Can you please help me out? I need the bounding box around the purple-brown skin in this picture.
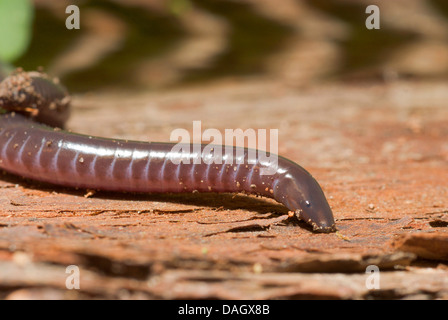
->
[0,71,336,232]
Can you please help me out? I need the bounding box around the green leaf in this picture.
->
[0,0,34,62]
[168,0,192,16]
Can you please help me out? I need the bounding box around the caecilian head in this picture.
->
[276,169,336,233]
[296,174,335,232]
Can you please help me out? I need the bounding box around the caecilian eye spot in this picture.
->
[305,200,311,207]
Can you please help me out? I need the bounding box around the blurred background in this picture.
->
[1,0,448,92]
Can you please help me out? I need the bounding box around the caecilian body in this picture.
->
[0,71,336,232]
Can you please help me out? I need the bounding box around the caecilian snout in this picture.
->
[296,203,336,233]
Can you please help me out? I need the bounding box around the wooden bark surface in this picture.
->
[0,79,447,299]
